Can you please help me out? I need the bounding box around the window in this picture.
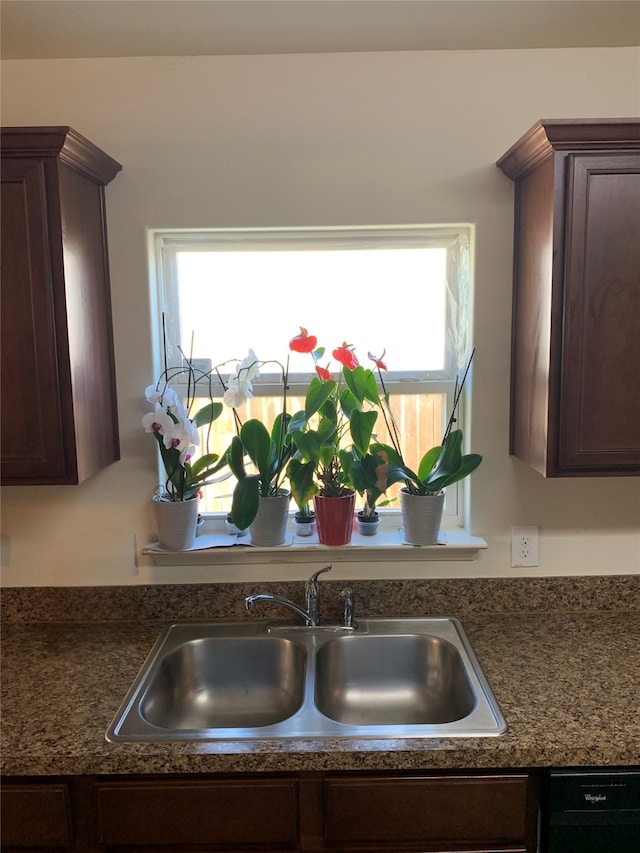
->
[150,226,474,527]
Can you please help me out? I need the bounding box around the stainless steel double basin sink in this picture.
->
[106,618,506,742]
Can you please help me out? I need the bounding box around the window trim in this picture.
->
[147,224,476,534]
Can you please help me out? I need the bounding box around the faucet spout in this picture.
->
[245,593,315,626]
[245,566,333,628]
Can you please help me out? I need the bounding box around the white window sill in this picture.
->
[142,516,487,566]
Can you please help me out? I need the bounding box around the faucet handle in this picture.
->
[305,564,332,593]
[340,588,357,629]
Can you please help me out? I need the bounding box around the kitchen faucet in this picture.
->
[245,565,333,627]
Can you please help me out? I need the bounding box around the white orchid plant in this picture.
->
[143,367,229,502]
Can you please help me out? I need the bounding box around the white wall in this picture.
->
[1,48,639,586]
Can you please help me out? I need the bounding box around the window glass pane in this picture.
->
[176,247,447,374]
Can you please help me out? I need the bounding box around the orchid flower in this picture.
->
[142,404,174,436]
[236,349,261,382]
[143,358,228,502]
[145,383,180,409]
[222,349,261,408]
[223,382,253,408]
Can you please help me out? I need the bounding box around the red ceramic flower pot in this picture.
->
[314,489,355,546]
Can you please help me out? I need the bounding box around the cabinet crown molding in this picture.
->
[0,126,121,184]
[497,118,640,180]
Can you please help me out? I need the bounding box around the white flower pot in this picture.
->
[400,488,445,545]
[153,495,199,550]
[249,489,291,546]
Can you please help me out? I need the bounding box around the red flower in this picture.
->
[315,364,332,381]
[289,326,317,353]
[332,342,359,370]
[368,350,387,371]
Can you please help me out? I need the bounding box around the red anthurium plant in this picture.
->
[285,330,382,508]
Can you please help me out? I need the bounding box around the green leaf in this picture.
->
[316,415,338,444]
[227,434,246,480]
[339,387,359,419]
[349,409,378,455]
[192,402,223,428]
[189,452,220,477]
[291,429,323,464]
[240,419,271,475]
[423,430,463,485]
[305,377,336,419]
[231,475,261,530]
[318,444,336,468]
[343,365,380,405]
[427,453,483,492]
[385,462,422,490]
[287,458,317,509]
[287,409,308,435]
[417,445,444,482]
[371,441,403,466]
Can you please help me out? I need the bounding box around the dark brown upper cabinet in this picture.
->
[497,119,640,477]
[1,127,122,485]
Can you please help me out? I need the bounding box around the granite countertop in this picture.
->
[2,577,639,777]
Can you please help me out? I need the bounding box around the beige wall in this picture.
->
[1,48,639,586]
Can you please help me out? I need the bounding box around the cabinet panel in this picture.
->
[0,126,121,485]
[0,783,72,848]
[497,119,640,477]
[94,777,299,848]
[560,152,640,470]
[0,160,68,480]
[324,773,534,848]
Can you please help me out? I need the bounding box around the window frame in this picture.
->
[149,225,475,529]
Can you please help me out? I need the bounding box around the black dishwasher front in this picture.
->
[541,768,640,853]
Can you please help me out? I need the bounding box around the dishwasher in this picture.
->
[541,768,640,853]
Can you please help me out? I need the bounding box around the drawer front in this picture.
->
[1,783,72,848]
[95,778,299,847]
[325,774,531,846]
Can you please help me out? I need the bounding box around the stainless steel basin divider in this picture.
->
[106,618,507,742]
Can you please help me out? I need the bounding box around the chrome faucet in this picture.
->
[340,588,356,629]
[245,565,332,627]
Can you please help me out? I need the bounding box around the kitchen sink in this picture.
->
[314,634,475,726]
[106,618,506,742]
[140,636,306,729]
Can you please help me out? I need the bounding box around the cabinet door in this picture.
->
[324,773,536,851]
[94,777,299,849]
[559,151,640,473]
[0,782,73,849]
[0,159,70,481]
[1,126,121,485]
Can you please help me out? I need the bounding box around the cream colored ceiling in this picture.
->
[2,0,639,60]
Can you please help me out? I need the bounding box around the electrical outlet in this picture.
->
[511,525,539,567]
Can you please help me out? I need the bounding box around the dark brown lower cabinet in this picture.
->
[0,770,539,852]
[0,783,73,850]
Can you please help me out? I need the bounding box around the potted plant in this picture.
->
[143,364,229,550]
[224,352,301,545]
[287,458,317,537]
[371,350,482,545]
[227,415,295,545]
[350,447,393,536]
[287,332,379,545]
